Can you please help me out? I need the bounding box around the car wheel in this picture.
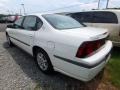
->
[6,34,13,46]
[35,49,53,74]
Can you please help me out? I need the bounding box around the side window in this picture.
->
[71,11,118,24]
[71,12,93,23]
[71,13,83,22]
[23,16,37,30]
[81,12,93,22]
[14,17,24,28]
[92,11,118,23]
[36,17,43,30]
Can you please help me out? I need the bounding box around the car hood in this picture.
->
[60,27,109,40]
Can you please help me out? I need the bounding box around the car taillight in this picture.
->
[76,39,105,58]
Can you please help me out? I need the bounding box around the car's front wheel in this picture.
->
[35,49,53,74]
[6,34,13,46]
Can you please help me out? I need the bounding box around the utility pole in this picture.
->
[7,10,10,15]
[98,0,100,9]
[106,0,109,9]
[21,4,26,15]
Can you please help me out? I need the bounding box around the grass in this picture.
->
[107,47,120,88]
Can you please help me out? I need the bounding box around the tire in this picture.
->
[35,49,53,74]
[6,34,13,46]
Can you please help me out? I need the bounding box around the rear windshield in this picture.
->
[43,14,84,30]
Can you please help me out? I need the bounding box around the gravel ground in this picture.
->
[0,23,8,32]
[0,24,117,90]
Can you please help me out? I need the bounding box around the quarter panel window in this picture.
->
[36,17,43,30]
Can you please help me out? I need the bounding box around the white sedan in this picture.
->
[6,14,112,81]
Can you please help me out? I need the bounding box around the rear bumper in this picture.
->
[73,54,111,82]
[73,41,112,81]
[54,41,112,81]
[77,41,112,68]
[54,53,111,82]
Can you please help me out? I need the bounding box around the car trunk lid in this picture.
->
[60,27,108,40]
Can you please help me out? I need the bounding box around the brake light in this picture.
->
[76,39,105,58]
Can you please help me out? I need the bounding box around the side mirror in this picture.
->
[7,25,15,28]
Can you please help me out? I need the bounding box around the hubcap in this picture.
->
[37,52,48,71]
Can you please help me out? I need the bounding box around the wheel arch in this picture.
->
[32,46,49,58]
[32,46,54,71]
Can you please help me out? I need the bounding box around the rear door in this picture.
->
[16,16,43,54]
[8,16,25,46]
[16,16,36,54]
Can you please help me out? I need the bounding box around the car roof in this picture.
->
[84,9,120,13]
[57,9,120,14]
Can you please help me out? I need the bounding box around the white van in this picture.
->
[66,10,120,47]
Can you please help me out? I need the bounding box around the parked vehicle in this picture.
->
[65,10,120,47]
[7,15,21,23]
[6,14,112,81]
[0,16,8,23]
[0,15,21,23]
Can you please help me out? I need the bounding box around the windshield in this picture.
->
[43,14,84,30]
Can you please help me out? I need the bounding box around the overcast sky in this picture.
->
[0,0,120,14]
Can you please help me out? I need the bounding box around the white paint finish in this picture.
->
[6,14,112,81]
[47,41,55,50]
[16,29,35,55]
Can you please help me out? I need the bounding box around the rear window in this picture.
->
[43,14,84,30]
[71,11,118,24]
